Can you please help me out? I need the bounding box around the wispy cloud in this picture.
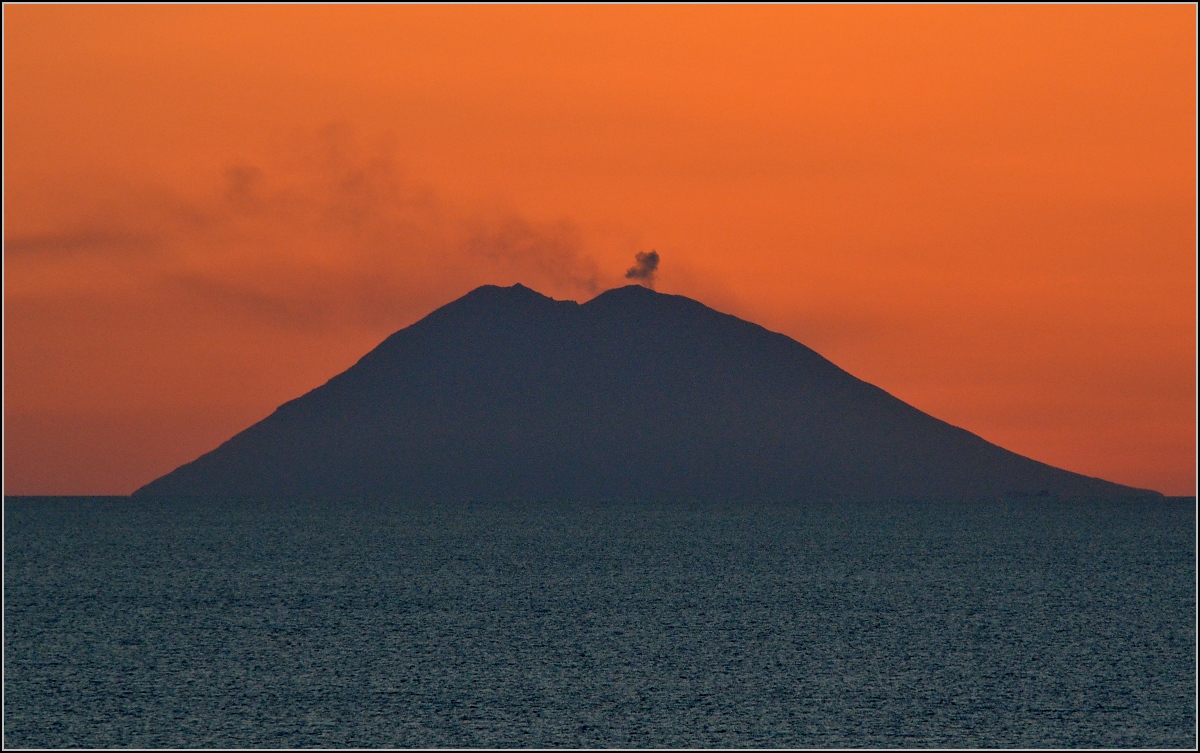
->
[6,125,613,330]
[5,229,160,258]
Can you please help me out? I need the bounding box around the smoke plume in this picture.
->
[6,126,609,331]
[624,250,660,287]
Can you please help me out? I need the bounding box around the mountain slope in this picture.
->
[135,284,1158,500]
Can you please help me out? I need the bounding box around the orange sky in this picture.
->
[4,5,1196,496]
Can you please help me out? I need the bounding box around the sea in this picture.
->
[4,495,1195,748]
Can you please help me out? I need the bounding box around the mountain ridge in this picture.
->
[135,283,1160,500]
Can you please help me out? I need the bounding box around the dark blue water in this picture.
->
[4,496,1195,748]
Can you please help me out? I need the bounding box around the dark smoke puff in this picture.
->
[625,250,660,286]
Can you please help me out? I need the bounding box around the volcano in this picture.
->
[135,284,1157,500]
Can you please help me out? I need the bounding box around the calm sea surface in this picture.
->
[4,496,1195,748]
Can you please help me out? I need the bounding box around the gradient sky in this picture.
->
[5,5,1196,495]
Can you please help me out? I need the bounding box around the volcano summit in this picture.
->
[136,284,1157,500]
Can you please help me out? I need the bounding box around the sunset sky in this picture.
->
[5,5,1196,496]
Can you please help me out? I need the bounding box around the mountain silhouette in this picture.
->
[135,284,1158,500]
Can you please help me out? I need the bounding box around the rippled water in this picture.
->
[4,496,1195,748]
